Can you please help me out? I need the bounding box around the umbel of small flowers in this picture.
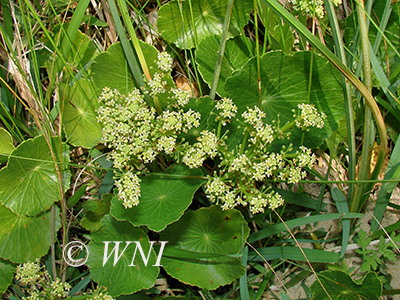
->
[15,261,71,300]
[96,52,326,214]
[15,261,114,300]
[289,0,342,19]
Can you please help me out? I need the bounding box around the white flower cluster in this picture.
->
[172,88,191,106]
[289,0,341,19]
[294,103,326,130]
[182,130,219,168]
[16,261,73,300]
[157,51,173,72]
[205,175,283,214]
[49,278,71,299]
[242,106,274,148]
[15,261,42,285]
[97,88,157,168]
[215,97,237,125]
[148,73,167,96]
[115,171,141,208]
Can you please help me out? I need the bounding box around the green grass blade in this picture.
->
[330,188,350,257]
[209,0,234,100]
[249,247,340,263]
[116,0,150,79]
[108,0,144,88]
[324,0,356,201]
[369,44,399,111]
[371,135,400,231]
[239,246,250,300]
[56,0,91,75]
[248,213,363,243]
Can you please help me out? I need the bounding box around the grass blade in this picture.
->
[209,0,234,100]
[248,213,363,243]
[330,188,350,257]
[371,135,400,231]
[108,0,144,88]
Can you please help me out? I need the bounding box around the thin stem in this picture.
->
[324,0,356,202]
[351,0,373,213]
[253,0,262,107]
[209,0,234,100]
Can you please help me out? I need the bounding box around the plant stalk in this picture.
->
[350,0,373,213]
[210,0,234,100]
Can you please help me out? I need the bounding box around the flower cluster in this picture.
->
[172,88,191,106]
[16,261,72,300]
[294,103,327,130]
[157,51,173,72]
[290,0,342,19]
[242,106,274,147]
[97,50,325,213]
[115,171,141,208]
[15,261,42,285]
[215,97,238,125]
[49,278,71,299]
[182,130,219,168]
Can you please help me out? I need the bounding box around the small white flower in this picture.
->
[229,154,251,175]
[157,136,176,155]
[182,109,201,132]
[205,176,229,202]
[158,110,183,133]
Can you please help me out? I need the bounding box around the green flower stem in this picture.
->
[324,0,356,202]
[351,0,373,213]
[217,120,223,139]
[210,0,234,100]
[240,132,249,155]
[279,120,295,133]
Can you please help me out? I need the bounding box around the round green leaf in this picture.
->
[0,204,61,263]
[225,51,345,148]
[157,0,253,49]
[0,136,71,216]
[111,164,204,232]
[160,206,249,289]
[0,258,15,293]
[197,35,255,97]
[91,43,136,95]
[0,128,14,164]
[311,270,382,300]
[87,215,159,297]
[61,79,102,148]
